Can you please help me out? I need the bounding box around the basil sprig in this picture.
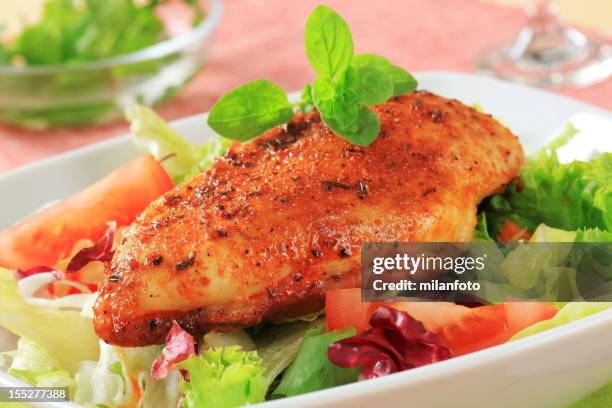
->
[207,5,417,147]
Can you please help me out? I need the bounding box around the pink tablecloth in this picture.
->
[0,0,610,173]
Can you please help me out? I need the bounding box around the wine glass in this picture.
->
[475,0,612,87]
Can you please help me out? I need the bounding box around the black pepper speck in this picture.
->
[339,248,352,258]
[175,257,195,271]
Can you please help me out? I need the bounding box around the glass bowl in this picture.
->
[0,0,222,129]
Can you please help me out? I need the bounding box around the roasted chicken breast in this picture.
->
[94,91,524,346]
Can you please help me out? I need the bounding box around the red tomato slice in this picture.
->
[0,155,173,270]
[325,289,557,356]
[503,301,558,334]
[498,220,532,242]
[391,301,557,356]
[325,288,382,333]
[391,302,509,356]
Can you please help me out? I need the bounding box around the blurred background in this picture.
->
[0,0,610,173]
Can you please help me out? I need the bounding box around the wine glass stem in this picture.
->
[527,0,561,36]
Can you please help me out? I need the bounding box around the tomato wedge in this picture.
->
[391,302,509,356]
[325,288,383,333]
[0,155,173,270]
[325,289,557,356]
[503,301,559,335]
[498,220,532,242]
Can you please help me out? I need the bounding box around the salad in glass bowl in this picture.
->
[0,0,221,129]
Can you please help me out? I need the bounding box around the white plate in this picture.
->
[1,72,611,408]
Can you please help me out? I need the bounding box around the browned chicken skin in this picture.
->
[94,91,524,346]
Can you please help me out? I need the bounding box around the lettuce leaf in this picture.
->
[127,105,198,181]
[127,105,232,184]
[0,267,98,374]
[576,228,612,242]
[0,266,179,407]
[511,302,612,340]
[272,325,358,398]
[529,224,577,243]
[116,343,181,408]
[179,346,268,408]
[482,124,611,238]
[473,213,494,242]
[203,329,256,351]
[131,346,181,406]
[492,224,611,301]
[75,340,181,408]
[254,320,320,385]
[3,338,59,384]
[527,224,612,245]
[74,341,130,406]
[198,320,321,395]
[500,243,574,296]
[3,337,75,396]
[139,369,182,408]
[178,136,234,184]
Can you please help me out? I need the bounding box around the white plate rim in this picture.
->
[0,71,611,408]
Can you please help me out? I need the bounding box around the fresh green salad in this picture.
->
[0,4,610,408]
[0,0,204,128]
[0,0,205,66]
[1,0,161,66]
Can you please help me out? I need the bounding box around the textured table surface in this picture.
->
[0,0,610,174]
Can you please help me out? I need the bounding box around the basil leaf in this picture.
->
[355,66,393,105]
[337,65,360,95]
[272,325,358,397]
[305,5,354,79]
[352,54,417,95]
[332,101,360,129]
[207,80,294,141]
[300,84,314,113]
[322,106,380,146]
[312,76,335,116]
[313,69,360,129]
[331,67,360,128]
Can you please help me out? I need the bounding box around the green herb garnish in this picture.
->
[304,5,354,79]
[207,5,417,146]
[206,80,294,141]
